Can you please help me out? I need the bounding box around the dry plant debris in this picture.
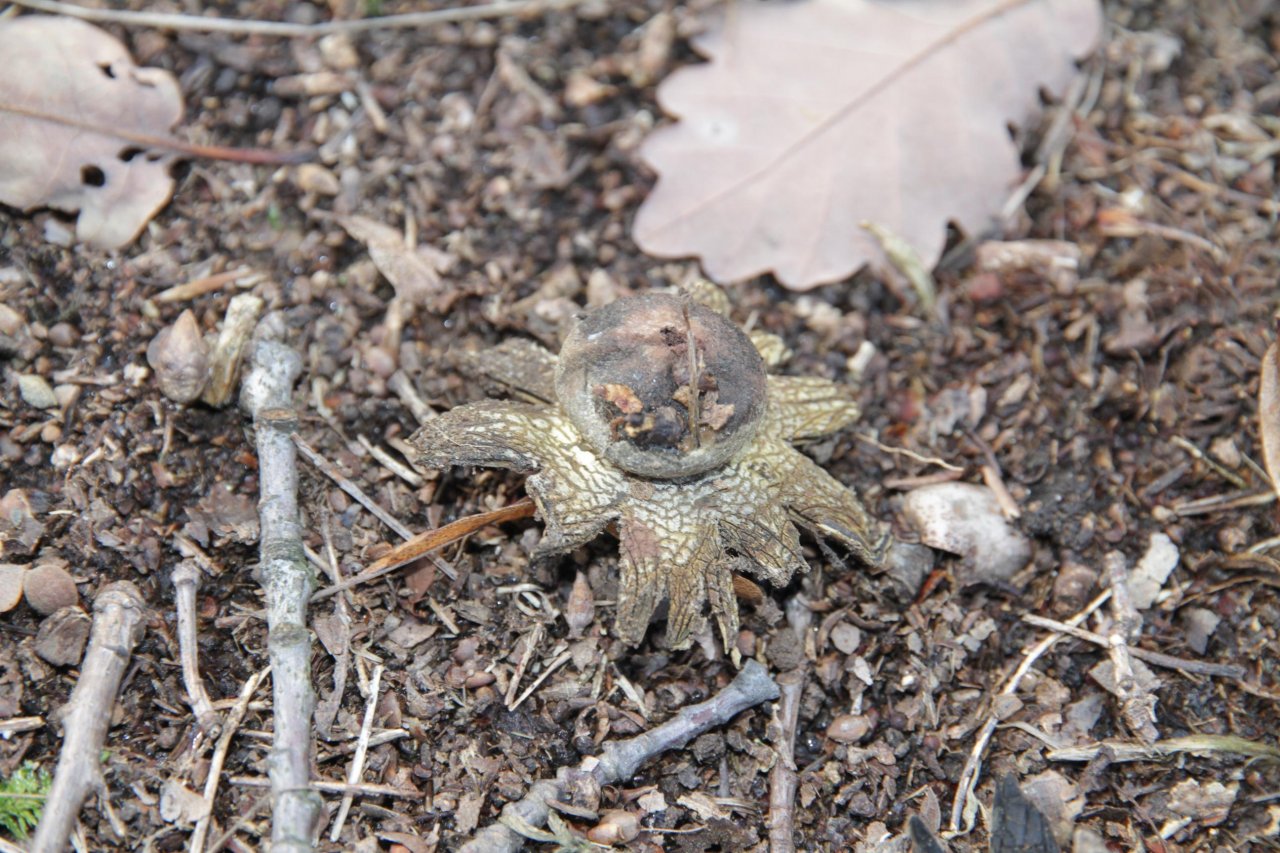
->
[0,16,184,249]
[0,1,1278,851]
[412,287,892,651]
[633,0,1103,289]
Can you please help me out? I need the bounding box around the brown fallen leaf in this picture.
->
[633,0,1103,289]
[0,16,183,248]
[1261,332,1280,501]
[0,16,311,249]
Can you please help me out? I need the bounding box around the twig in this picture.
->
[191,668,270,853]
[328,664,383,841]
[387,371,437,426]
[768,596,814,853]
[949,588,1112,834]
[0,101,310,164]
[173,560,219,735]
[0,716,43,736]
[356,434,423,487]
[30,582,147,853]
[311,498,536,601]
[1019,614,1244,679]
[1171,436,1248,490]
[510,650,572,711]
[229,777,421,798]
[854,433,963,472]
[7,0,590,36]
[242,337,320,853]
[1104,552,1159,743]
[461,660,779,853]
[293,434,414,540]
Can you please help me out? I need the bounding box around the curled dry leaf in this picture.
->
[633,0,1103,289]
[1259,335,1280,500]
[0,16,184,248]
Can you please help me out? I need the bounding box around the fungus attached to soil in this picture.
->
[410,286,891,651]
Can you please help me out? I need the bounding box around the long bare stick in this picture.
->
[243,337,319,852]
[7,0,590,37]
[30,582,147,853]
[462,660,779,853]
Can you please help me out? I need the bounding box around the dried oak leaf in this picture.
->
[633,0,1103,290]
[0,16,184,248]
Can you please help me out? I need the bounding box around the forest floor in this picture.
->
[1,0,1279,851]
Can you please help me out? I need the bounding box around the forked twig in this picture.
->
[461,660,779,853]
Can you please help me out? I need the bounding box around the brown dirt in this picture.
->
[1,0,1278,851]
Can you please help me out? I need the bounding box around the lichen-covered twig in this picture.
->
[242,336,319,852]
[30,582,147,853]
[461,660,779,853]
[173,560,219,734]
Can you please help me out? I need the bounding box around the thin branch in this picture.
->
[0,100,311,164]
[768,596,814,853]
[1019,614,1244,679]
[293,434,414,540]
[191,668,270,853]
[949,588,1112,833]
[8,0,589,36]
[1103,552,1159,743]
[242,337,319,853]
[461,660,779,853]
[328,664,383,841]
[310,498,536,601]
[30,582,147,853]
[173,560,219,734]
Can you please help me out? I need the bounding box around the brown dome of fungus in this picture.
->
[555,292,767,479]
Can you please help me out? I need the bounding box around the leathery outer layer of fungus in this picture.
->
[410,285,891,652]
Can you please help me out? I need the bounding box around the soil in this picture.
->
[1,0,1279,851]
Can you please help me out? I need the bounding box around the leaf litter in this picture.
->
[0,16,184,249]
[633,0,1104,289]
[0,1,1279,851]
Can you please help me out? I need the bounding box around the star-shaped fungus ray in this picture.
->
[411,400,627,557]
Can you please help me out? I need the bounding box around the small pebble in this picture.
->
[23,563,79,614]
[586,810,640,845]
[47,322,79,347]
[0,564,25,612]
[831,622,862,655]
[18,374,58,409]
[827,714,872,743]
[0,303,25,336]
[34,606,91,666]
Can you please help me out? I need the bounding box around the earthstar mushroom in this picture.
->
[410,286,891,651]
